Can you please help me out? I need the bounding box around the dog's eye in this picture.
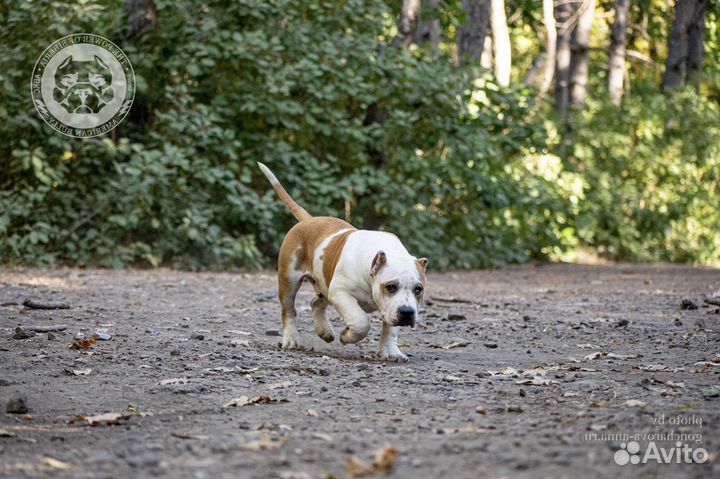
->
[414,285,423,296]
[386,284,397,294]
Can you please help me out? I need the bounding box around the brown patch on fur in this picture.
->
[416,258,428,285]
[277,217,356,301]
[321,229,355,287]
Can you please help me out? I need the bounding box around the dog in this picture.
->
[53,55,113,114]
[258,162,428,361]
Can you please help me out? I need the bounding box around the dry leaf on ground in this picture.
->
[63,368,92,376]
[43,457,71,470]
[345,456,375,477]
[373,444,400,473]
[68,412,131,426]
[223,395,288,408]
[68,339,96,350]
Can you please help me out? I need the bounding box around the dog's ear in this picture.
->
[58,56,73,69]
[94,55,109,69]
[416,257,429,272]
[370,251,387,277]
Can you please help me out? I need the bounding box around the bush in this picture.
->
[569,84,720,265]
[0,0,575,269]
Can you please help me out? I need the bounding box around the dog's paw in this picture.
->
[379,346,408,362]
[281,330,302,350]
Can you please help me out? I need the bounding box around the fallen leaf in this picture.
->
[345,456,375,477]
[68,412,131,426]
[228,329,252,335]
[515,376,558,386]
[584,351,638,361]
[158,377,189,385]
[269,381,292,390]
[223,395,288,408]
[43,457,71,470]
[624,399,647,407]
[312,432,333,442]
[701,386,720,398]
[68,339,96,350]
[635,364,684,372]
[373,444,399,473]
[239,435,285,451]
[171,432,208,440]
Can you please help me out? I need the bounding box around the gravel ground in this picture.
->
[0,264,719,479]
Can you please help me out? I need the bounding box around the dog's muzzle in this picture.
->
[397,306,416,327]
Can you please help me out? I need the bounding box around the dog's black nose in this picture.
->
[397,306,416,327]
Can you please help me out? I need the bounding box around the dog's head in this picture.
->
[53,55,113,114]
[370,250,428,328]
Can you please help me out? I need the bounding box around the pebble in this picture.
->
[484,343,498,348]
[265,330,281,337]
[6,398,29,414]
[12,327,35,340]
[94,331,113,341]
[190,333,205,341]
[446,314,467,321]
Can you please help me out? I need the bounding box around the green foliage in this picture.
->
[570,84,720,264]
[0,0,718,269]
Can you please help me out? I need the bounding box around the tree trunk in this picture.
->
[663,0,709,89]
[569,0,595,105]
[457,0,491,65]
[123,0,156,41]
[413,0,441,50]
[538,0,557,99]
[490,0,511,86]
[554,1,574,115]
[395,0,422,49]
[607,0,630,105]
[481,33,494,69]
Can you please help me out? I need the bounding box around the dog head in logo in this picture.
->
[53,55,113,114]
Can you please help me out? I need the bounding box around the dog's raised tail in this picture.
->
[257,162,312,222]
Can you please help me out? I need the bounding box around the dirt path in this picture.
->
[0,264,719,479]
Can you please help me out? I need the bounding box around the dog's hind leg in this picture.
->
[278,244,305,350]
[311,294,334,343]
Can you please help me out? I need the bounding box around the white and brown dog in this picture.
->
[258,162,428,361]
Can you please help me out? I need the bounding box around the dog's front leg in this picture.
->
[330,291,371,344]
[379,323,408,362]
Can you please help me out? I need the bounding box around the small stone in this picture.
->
[265,330,281,337]
[475,406,487,414]
[12,328,35,340]
[170,350,180,356]
[519,389,526,397]
[6,398,29,414]
[94,331,112,341]
[507,405,524,413]
[47,332,56,341]
[616,319,629,327]
[680,299,698,310]
[446,314,467,321]
[190,333,205,341]
[484,343,498,348]
[0,379,10,386]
